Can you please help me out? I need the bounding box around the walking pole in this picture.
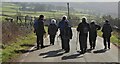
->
[76,31,79,51]
[57,32,59,43]
[56,30,60,45]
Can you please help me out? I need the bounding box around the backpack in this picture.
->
[48,24,58,35]
[90,24,96,33]
[81,23,89,33]
[83,26,89,33]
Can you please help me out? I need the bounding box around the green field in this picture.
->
[1,2,96,21]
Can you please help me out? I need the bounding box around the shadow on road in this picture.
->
[30,45,51,52]
[20,44,35,47]
[39,49,64,58]
[86,49,93,53]
[93,49,107,53]
[14,49,29,53]
[15,45,51,54]
[61,53,83,60]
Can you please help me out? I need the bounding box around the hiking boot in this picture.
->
[93,47,95,49]
[104,47,107,50]
[65,51,69,53]
[108,47,110,49]
[41,46,45,49]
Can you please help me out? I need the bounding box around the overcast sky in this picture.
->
[1,0,120,2]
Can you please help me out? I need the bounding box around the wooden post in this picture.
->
[67,3,70,20]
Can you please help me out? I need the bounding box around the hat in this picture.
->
[62,15,67,20]
[105,19,109,23]
[51,19,56,24]
[81,16,87,23]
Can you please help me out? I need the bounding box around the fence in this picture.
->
[2,15,34,45]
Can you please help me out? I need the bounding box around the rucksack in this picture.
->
[83,26,89,33]
[90,24,96,33]
[48,24,58,35]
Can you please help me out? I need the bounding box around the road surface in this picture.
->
[17,28,119,62]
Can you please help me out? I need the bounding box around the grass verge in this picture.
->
[2,32,36,62]
[2,26,48,62]
[97,30,120,46]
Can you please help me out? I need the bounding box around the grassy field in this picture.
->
[1,2,96,21]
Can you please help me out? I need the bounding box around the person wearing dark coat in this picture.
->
[34,15,46,49]
[77,17,90,54]
[102,20,112,49]
[48,19,58,45]
[89,20,101,49]
[58,15,73,53]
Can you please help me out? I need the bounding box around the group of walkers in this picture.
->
[33,15,112,54]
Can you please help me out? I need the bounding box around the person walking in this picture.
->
[58,15,72,53]
[89,20,101,49]
[102,20,112,49]
[34,15,46,50]
[77,17,90,54]
[48,19,58,45]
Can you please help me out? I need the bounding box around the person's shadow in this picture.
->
[86,49,93,53]
[39,49,64,58]
[93,49,107,54]
[61,53,83,60]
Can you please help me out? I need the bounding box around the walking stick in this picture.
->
[56,30,60,45]
[76,31,79,51]
[57,33,59,43]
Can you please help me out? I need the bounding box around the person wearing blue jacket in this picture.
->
[33,15,46,50]
[33,17,38,33]
[58,15,73,53]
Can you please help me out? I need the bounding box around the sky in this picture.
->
[1,0,120,2]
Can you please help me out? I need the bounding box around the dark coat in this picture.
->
[35,20,46,36]
[61,26,73,39]
[102,23,112,38]
[48,24,58,35]
[77,22,90,36]
[89,24,101,38]
[58,20,72,39]
[77,22,90,49]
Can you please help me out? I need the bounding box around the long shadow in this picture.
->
[14,49,29,53]
[86,49,93,53]
[15,45,51,53]
[14,49,38,53]
[61,53,83,60]
[93,49,107,54]
[30,45,51,52]
[39,49,64,58]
